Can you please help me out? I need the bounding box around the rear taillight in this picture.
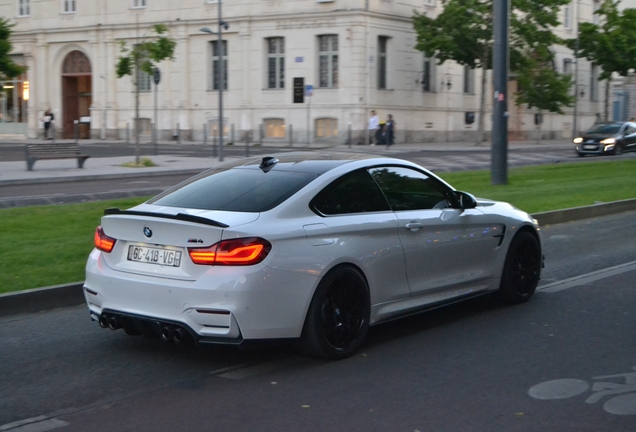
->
[94,226,116,253]
[188,237,271,266]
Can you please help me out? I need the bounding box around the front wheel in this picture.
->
[298,266,370,360]
[499,231,542,304]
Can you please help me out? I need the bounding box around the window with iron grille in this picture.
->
[18,0,30,16]
[318,35,338,88]
[422,55,436,92]
[463,65,475,94]
[264,118,286,138]
[378,36,388,90]
[137,68,151,92]
[563,3,572,29]
[267,38,285,89]
[63,0,76,13]
[590,63,598,102]
[132,0,147,8]
[210,40,228,91]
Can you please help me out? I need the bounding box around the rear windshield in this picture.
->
[148,168,316,212]
[586,124,622,135]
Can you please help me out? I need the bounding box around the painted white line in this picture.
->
[538,261,636,293]
[0,416,68,432]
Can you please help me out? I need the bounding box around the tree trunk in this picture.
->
[135,61,140,165]
[476,64,487,146]
[604,79,610,121]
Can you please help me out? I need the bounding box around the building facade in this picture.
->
[2,0,611,143]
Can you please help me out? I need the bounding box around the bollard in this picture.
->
[152,122,157,155]
[212,132,218,158]
[289,124,293,147]
[348,122,352,149]
[231,124,235,145]
[203,123,207,146]
[176,123,181,145]
[259,124,264,147]
[126,123,130,144]
[74,120,79,145]
[245,128,250,157]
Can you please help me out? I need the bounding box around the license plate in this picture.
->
[583,145,598,150]
[127,245,182,267]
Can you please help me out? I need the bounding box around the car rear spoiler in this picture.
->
[103,208,229,228]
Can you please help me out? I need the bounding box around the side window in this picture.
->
[369,166,451,211]
[311,169,390,215]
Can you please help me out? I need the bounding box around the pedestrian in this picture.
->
[368,110,379,145]
[384,114,396,147]
[42,109,54,140]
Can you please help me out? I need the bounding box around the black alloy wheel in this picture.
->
[299,266,370,360]
[499,231,542,304]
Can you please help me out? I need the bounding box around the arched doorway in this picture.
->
[61,50,92,139]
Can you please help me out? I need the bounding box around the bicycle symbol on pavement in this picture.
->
[528,366,636,415]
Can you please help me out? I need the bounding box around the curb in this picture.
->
[2,199,636,318]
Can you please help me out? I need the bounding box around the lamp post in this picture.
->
[572,0,580,140]
[201,8,229,162]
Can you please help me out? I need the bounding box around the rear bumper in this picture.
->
[85,251,318,342]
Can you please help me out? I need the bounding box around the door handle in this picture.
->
[405,222,423,231]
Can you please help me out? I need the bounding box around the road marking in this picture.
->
[0,416,68,432]
[538,260,636,293]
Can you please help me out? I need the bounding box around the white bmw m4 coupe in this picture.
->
[85,152,542,359]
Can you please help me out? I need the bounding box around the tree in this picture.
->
[414,0,570,145]
[566,0,636,121]
[514,48,574,143]
[116,23,176,164]
[0,18,27,79]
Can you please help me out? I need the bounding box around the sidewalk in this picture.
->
[0,137,573,186]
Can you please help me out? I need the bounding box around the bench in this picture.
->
[25,143,90,171]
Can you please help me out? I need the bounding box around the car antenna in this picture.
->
[259,156,279,172]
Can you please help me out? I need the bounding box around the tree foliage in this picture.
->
[0,18,27,80]
[413,0,572,142]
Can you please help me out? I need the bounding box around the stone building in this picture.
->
[1,0,610,143]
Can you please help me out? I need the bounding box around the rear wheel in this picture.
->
[299,266,370,360]
[499,231,542,304]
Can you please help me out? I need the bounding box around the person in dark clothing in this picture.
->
[384,114,395,146]
[42,109,54,140]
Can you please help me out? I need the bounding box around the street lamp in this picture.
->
[201,9,229,162]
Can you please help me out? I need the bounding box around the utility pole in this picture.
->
[491,0,510,185]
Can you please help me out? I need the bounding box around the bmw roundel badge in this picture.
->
[143,226,152,238]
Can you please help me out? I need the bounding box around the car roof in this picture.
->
[216,151,385,175]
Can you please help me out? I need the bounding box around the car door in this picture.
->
[369,166,504,296]
[309,168,410,306]
[623,124,636,151]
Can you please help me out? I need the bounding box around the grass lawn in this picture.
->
[1,159,635,294]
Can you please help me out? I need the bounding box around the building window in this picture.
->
[590,63,598,102]
[563,58,573,75]
[318,35,338,88]
[463,65,475,94]
[210,40,228,91]
[423,0,435,5]
[267,38,285,89]
[378,36,389,90]
[132,0,147,8]
[315,118,338,138]
[63,0,76,13]
[422,55,436,92]
[264,118,286,138]
[208,118,229,138]
[593,0,600,24]
[137,69,151,92]
[563,3,572,29]
[18,0,30,16]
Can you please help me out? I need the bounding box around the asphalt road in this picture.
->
[2,210,636,431]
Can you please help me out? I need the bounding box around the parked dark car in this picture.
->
[573,122,636,156]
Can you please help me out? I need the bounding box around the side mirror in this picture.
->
[454,191,477,209]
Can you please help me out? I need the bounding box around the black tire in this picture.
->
[614,143,623,155]
[299,266,370,360]
[499,231,542,304]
